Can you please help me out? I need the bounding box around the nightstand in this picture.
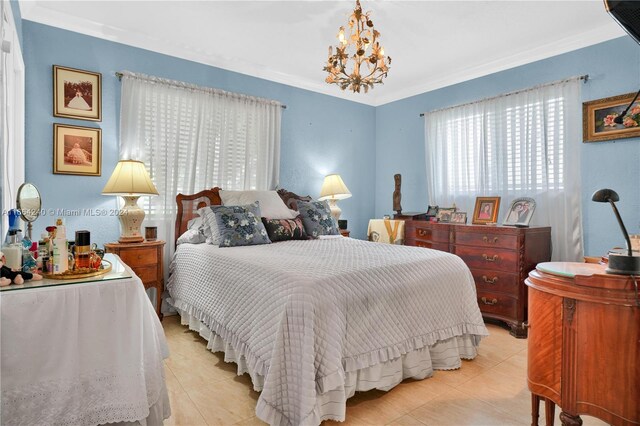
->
[104,240,165,320]
[339,229,350,237]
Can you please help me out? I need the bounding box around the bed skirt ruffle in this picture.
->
[173,303,481,424]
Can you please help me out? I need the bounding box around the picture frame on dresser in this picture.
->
[503,197,536,227]
[472,196,500,224]
[436,207,456,223]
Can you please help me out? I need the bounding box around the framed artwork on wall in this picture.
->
[53,124,102,176]
[472,197,500,225]
[53,65,102,121]
[503,197,536,227]
[583,92,640,142]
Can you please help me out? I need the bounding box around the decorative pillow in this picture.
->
[219,190,298,219]
[214,209,271,248]
[197,207,221,245]
[297,200,340,238]
[262,217,307,242]
[176,229,206,245]
[187,216,203,230]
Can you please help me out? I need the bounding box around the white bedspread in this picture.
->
[168,238,487,425]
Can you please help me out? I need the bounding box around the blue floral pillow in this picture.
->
[297,200,339,238]
[212,202,271,247]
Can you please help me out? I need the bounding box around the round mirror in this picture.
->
[16,182,42,223]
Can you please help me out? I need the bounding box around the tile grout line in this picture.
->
[165,360,211,425]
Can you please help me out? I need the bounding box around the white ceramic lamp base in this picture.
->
[327,198,342,222]
[118,195,145,243]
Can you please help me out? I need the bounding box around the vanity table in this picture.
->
[0,254,171,425]
[525,262,639,426]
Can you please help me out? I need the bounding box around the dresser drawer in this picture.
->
[131,265,158,284]
[454,245,519,272]
[119,248,158,267]
[476,291,517,319]
[455,232,518,250]
[470,268,521,296]
[406,224,449,243]
[405,238,449,251]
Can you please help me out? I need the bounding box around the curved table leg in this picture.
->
[531,394,540,426]
[560,412,583,426]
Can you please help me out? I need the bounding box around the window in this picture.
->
[425,78,583,261]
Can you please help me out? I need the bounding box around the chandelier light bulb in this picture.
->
[323,0,391,93]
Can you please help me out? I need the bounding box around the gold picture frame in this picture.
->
[583,92,640,142]
[53,65,102,121]
[472,197,500,225]
[53,124,102,176]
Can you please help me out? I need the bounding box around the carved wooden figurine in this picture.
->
[393,174,402,215]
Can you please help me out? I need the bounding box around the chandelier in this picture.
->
[324,0,391,93]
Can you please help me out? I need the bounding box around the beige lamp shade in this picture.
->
[102,160,158,196]
[318,174,352,201]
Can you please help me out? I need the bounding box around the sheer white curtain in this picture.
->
[425,78,583,261]
[119,71,282,262]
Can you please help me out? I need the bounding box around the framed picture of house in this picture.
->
[53,124,102,176]
[472,197,500,225]
[583,92,640,142]
[53,65,102,121]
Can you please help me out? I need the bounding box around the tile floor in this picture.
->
[162,316,606,426]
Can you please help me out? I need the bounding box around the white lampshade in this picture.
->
[318,174,352,201]
[102,160,158,243]
[102,160,159,195]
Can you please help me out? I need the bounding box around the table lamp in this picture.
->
[318,174,352,221]
[591,188,640,275]
[102,160,159,243]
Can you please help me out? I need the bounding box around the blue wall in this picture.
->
[375,37,640,257]
[9,0,21,47]
[23,21,375,244]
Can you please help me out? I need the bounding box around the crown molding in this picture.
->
[21,3,626,108]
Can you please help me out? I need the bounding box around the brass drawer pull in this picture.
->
[482,254,499,262]
[481,297,498,305]
[417,229,427,236]
[482,275,499,284]
[483,236,499,244]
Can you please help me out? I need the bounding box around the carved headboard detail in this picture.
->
[174,188,312,246]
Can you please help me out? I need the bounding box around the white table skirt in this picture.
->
[0,261,170,425]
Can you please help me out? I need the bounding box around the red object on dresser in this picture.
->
[395,215,551,338]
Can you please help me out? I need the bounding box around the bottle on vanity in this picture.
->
[52,218,68,274]
[3,229,23,271]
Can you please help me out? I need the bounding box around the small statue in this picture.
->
[393,173,402,215]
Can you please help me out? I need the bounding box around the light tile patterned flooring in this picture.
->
[162,316,606,426]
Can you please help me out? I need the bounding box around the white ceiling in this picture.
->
[20,0,625,106]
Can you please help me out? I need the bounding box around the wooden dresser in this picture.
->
[525,263,639,426]
[104,240,165,320]
[396,217,551,337]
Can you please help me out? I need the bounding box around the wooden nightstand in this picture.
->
[339,229,350,237]
[104,240,165,320]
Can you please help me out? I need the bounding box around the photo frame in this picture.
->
[436,207,456,223]
[53,124,102,176]
[503,197,536,227]
[426,205,439,216]
[583,92,640,142]
[472,197,500,225]
[450,211,467,224]
[53,65,102,121]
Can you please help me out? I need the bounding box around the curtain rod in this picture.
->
[115,71,287,110]
[418,74,589,117]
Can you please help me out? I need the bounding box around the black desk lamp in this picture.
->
[591,189,640,275]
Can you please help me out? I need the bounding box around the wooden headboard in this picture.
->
[174,188,311,246]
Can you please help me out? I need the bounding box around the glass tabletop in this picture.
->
[0,254,132,292]
[536,261,607,278]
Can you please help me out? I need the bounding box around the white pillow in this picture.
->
[177,229,206,245]
[187,216,203,230]
[219,190,298,219]
[197,206,221,245]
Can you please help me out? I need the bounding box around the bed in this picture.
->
[166,188,488,426]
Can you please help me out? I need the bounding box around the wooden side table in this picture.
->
[104,240,165,320]
[339,229,350,237]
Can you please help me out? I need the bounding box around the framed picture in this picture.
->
[450,211,467,224]
[503,197,536,227]
[426,205,439,216]
[53,65,102,121]
[436,207,456,223]
[583,92,640,142]
[53,124,102,176]
[472,197,500,225]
